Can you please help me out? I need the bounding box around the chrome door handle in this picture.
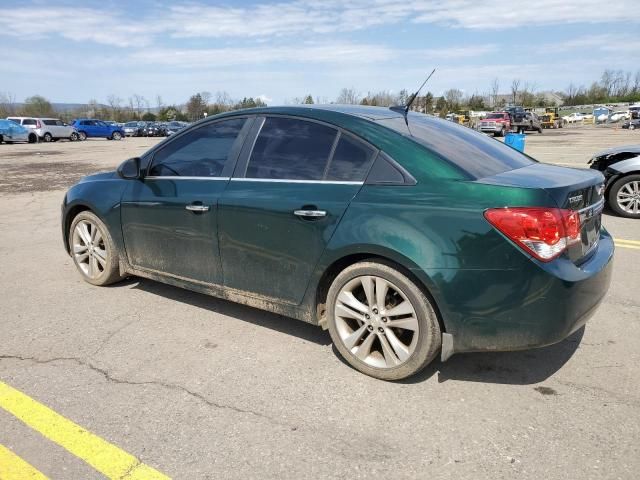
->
[185,204,210,212]
[294,209,326,218]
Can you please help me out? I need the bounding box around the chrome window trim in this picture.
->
[144,176,231,181]
[230,178,363,185]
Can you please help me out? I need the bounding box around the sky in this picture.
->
[1,0,639,106]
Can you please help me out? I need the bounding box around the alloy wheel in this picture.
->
[617,180,640,214]
[334,275,419,369]
[72,220,108,279]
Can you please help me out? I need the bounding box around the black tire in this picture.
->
[0,135,3,144]
[111,131,122,141]
[78,131,87,141]
[608,174,640,219]
[28,133,38,143]
[43,132,53,142]
[70,132,79,141]
[630,124,636,131]
[68,211,124,286]
[326,261,442,381]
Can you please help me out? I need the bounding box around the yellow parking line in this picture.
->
[615,238,640,246]
[0,443,49,480]
[0,381,169,480]
[615,241,640,250]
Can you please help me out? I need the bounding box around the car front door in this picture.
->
[120,117,251,284]
[218,116,377,304]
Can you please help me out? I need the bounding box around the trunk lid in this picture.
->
[479,163,605,262]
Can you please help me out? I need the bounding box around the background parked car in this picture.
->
[6,117,79,142]
[589,145,640,218]
[166,121,188,135]
[123,121,145,137]
[621,119,640,130]
[71,119,125,140]
[0,119,39,143]
[609,111,630,123]
[562,112,593,124]
[141,122,167,137]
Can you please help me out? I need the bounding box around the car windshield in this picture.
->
[377,112,536,179]
[485,113,504,119]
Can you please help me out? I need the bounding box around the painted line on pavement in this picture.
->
[0,443,49,480]
[615,240,640,250]
[0,380,170,480]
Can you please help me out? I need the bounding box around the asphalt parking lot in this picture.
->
[1,126,639,479]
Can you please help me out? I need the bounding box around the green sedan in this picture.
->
[61,105,614,380]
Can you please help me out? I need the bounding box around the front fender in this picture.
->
[62,178,129,255]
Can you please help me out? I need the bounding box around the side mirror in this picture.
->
[117,157,141,180]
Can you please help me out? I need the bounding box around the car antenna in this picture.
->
[390,68,436,126]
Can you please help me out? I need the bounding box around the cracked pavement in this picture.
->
[1,132,639,479]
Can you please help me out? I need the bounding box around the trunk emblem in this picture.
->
[568,194,583,208]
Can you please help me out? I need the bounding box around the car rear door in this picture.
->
[120,117,251,285]
[218,115,377,304]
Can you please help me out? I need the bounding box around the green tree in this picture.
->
[142,112,157,121]
[303,95,314,104]
[22,95,54,117]
[186,93,207,121]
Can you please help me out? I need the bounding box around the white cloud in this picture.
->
[1,1,638,47]
[0,7,153,46]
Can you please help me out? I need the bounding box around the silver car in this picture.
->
[0,119,39,143]
[6,117,79,142]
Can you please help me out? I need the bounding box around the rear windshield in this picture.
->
[377,113,535,179]
[485,113,505,119]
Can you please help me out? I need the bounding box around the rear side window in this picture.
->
[378,113,535,179]
[149,118,246,177]
[246,117,337,180]
[326,134,376,181]
[43,120,57,126]
[22,119,36,126]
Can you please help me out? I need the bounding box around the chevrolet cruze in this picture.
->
[62,105,614,380]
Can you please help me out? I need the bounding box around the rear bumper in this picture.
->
[430,230,614,356]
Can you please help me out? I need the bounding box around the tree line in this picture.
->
[0,91,267,123]
[2,69,639,122]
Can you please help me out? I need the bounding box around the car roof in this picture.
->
[222,104,405,121]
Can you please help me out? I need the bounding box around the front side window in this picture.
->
[43,120,57,126]
[148,118,246,177]
[246,117,337,180]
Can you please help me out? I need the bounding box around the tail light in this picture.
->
[36,120,42,129]
[484,207,581,262]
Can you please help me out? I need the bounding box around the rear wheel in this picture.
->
[609,174,640,219]
[78,131,87,141]
[630,124,636,131]
[326,261,441,380]
[69,211,124,286]
[43,132,52,142]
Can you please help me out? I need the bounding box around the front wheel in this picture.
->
[69,211,124,286]
[630,124,636,131]
[70,132,79,141]
[609,174,640,219]
[43,132,52,142]
[111,131,122,140]
[326,261,441,381]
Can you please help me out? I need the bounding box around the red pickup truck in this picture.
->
[479,112,511,137]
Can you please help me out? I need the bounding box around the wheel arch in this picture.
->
[314,250,448,334]
[63,204,94,254]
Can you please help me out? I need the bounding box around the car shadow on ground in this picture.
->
[122,277,584,385]
[124,277,332,346]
